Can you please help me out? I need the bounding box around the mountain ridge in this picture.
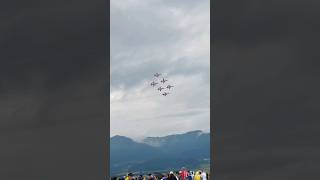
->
[110,130,210,175]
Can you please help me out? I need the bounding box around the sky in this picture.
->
[110,0,210,140]
[1,0,320,179]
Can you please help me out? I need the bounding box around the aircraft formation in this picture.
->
[150,73,174,96]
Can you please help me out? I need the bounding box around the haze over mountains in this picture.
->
[110,130,210,176]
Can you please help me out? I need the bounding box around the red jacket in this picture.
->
[179,171,188,180]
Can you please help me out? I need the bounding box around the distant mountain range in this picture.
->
[110,130,210,176]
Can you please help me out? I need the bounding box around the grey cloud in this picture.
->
[213,0,320,179]
[110,0,210,139]
[151,109,208,120]
[0,0,107,178]
[111,57,209,90]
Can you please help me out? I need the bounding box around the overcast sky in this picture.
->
[1,0,107,178]
[212,0,320,179]
[110,0,210,140]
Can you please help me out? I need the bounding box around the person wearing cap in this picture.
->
[190,171,195,180]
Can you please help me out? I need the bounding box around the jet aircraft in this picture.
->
[154,73,161,77]
[150,81,158,87]
[162,92,169,96]
[157,87,165,91]
[166,85,174,89]
[160,78,168,83]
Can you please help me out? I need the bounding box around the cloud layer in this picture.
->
[213,0,320,179]
[0,0,107,178]
[110,0,210,140]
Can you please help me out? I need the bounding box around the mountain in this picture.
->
[110,135,160,162]
[143,130,210,158]
[143,130,204,147]
[110,130,210,176]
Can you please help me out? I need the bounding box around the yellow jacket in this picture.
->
[194,172,201,180]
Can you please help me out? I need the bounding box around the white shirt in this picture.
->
[201,172,207,180]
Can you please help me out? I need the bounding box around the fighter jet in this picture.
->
[162,92,169,96]
[150,81,158,87]
[166,85,174,89]
[160,78,168,83]
[158,87,165,91]
[154,73,161,77]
